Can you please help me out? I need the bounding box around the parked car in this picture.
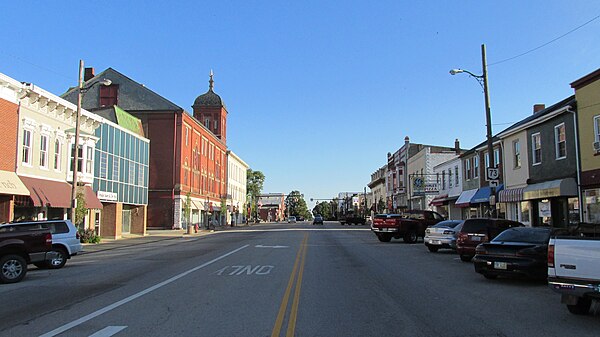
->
[424,220,464,252]
[371,210,444,243]
[0,226,56,283]
[0,220,82,269]
[548,223,600,315]
[456,218,524,262]
[313,215,324,225]
[296,216,305,222]
[287,216,297,223]
[473,227,552,280]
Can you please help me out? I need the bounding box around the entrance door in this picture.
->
[122,209,132,234]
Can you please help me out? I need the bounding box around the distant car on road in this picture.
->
[313,215,324,225]
[287,216,297,223]
[296,216,305,222]
[424,220,464,252]
[473,227,552,280]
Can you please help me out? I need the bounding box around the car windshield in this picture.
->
[461,219,490,233]
[492,227,552,244]
[431,220,463,228]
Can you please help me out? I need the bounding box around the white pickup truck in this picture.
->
[548,227,600,315]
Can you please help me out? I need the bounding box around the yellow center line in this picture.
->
[286,233,308,337]
[271,234,308,337]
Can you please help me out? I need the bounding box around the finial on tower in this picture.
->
[209,70,214,90]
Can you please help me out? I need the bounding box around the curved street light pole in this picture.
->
[451,44,496,217]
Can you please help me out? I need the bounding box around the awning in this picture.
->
[498,187,525,203]
[523,178,578,200]
[0,170,30,196]
[455,189,478,208]
[84,186,103,209]
[429,194,448,206]
[19,176,72,208]
[471,185,504,204]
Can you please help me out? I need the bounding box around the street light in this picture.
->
[450,44,496,217]
[71,60,112,224]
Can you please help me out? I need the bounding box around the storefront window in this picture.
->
[568,197,580,225]
[584,189,600,224]
[520,201,530,226]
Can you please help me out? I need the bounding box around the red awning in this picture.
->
[19,176,72,208]
[429,194,448,206]
[84,186,103,209]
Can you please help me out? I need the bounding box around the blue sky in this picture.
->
[1,1,599,208]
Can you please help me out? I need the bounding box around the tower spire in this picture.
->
[209,69,214,91]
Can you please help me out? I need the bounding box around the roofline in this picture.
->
[226,150,249,168]
[570,68,600,89]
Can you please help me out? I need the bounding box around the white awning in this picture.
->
[455,189,478,208]
[0,171,30,196]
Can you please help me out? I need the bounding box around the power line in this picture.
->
[489,14,600,66]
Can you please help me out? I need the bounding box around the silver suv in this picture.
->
[0,220,82,269]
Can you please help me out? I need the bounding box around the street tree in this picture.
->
[285,191,311,219]
[246,169,265,219]
[312,201,332,219]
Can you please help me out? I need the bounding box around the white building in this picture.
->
[431,157,463,219]
[226,150,248,225]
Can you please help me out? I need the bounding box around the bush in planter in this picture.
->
[79,229,101,244]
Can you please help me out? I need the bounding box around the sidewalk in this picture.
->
[81,224,247,254]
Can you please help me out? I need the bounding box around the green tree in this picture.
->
[183,192,192,227]
[74,186,87,228]
[247,169,265,220]
[285,191,310,219]
[312,201,332,219]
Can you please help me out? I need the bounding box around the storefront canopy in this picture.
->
[471,185,504,204]
[20,176,71,208]
[523,178,577,200]
[0,170,30,196]
[429,194,448,206]
[498,187,525,203]
[84,186,103,209]
[455,189,478,208]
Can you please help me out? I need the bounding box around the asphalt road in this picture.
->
[0,221,598,337]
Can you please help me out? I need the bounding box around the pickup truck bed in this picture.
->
[548,235,600,315]
[0,228,56,284]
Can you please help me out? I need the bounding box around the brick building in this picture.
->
[62,68,228,229]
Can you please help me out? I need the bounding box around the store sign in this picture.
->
[412,177,439,196]
[97,191,118,201]
[539,201,551,217]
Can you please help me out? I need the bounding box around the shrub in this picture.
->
[79,229,101,244]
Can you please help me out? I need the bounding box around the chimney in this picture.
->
[84,67,95,82]
[455,138,460,154]
[533,104,545,114]
[404,136,410,147]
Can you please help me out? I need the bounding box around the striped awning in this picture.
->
[429,194,448,206]
[498,187,525,203]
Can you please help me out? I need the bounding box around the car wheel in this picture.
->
[567,297,592,315]
[377,234,392,242]
[483,273,498,280]
[427,245,439,253]
[403,231,418,244]
[459,254,473,262]
[0,254,27,284]
[46,247,68,269]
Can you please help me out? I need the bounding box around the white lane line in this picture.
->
[255,244,289,248]
[39,245,249,337]
[88,326,127,337]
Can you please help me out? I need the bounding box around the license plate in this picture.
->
[429,240,441,245]
[494,262,507,270]
[471,236,481,241]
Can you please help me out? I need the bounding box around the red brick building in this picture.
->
[0,74,31,222]
[62,68,228,229]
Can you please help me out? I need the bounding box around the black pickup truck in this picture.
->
[371,210,445,243]
[0,226,56,283]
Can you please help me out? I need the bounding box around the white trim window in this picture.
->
[39,134,49,168]
[554,123,566,159]
[465,158,472,180]
[185,127,189,146]
[86,146,94,174]
[473,156,479,178]
[22,129,32,166]
[494,148,500,167]
[513,140,521,168]
[54,139,61,171]
[594,115,600,142]
[455,166,459,186]
[532,133,542,165]
[205,118,210,129]
[448,168,453,188]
